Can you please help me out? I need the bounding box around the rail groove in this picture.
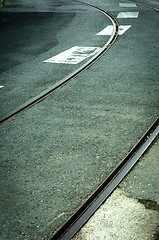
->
[0,1,119,125]
[51,116,159,240]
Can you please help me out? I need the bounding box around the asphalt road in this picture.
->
[0,1,111,118]
[0,0,159,239]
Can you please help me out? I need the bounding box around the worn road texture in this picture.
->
[0,0,159,239]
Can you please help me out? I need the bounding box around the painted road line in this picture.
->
[0,86,4,88]
[96,25,131,36]
[119,3,137,8]
[43,46,101,64]
[117,12,139,18]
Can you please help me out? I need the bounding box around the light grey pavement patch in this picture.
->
[43,46,101,64]
[96,25,132,35]
[120,139,159,204]
[74,139,159,240]
[117,11,139,18]
[73,188,159,240]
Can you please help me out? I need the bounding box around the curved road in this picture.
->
[0,0,159,240]
[0,1,113,119]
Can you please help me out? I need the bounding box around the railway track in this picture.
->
[0,1,119,125]
[50,116,159,239]
[49,1,159,239]
[0,1,158,240]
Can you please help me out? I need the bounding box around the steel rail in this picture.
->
[0,2,119,125]
[50,116,159,240]
[50,2,159,239]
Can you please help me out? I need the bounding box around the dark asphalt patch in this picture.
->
[0,12,74,72]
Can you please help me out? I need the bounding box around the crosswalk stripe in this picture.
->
[43,46,101,64]
[96,25,132,36]
[119,3,137,8]
[117,12,139,18]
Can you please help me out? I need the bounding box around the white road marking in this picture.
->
[117,12,139,18]
[119,3,137,8]
[0,85,4,88]
[118,25,132,35]
[96,25,132,36]
[96,26,114,36]
[43,46,101,64]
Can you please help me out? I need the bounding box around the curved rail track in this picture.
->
[50,116,159,239]
[0,1,159,240]
[0,1,119,124]
[49,1,159,239]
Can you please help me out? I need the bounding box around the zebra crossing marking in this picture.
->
[117,12,139,18]
[96,25,132,36]
[44,46,101,64]
[119,3,137,8]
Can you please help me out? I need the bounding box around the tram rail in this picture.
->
[0,1,119,125]
[0,1,159,239]
[51,116,159,239]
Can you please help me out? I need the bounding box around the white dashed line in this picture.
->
[119,3,137,8]
[96,25,132,36]
[117,12,139,18]
[0,86,4,89]
[43,46,101,64]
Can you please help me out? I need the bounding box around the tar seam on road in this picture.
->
[0,1,119,125]
[50,116,159,240]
